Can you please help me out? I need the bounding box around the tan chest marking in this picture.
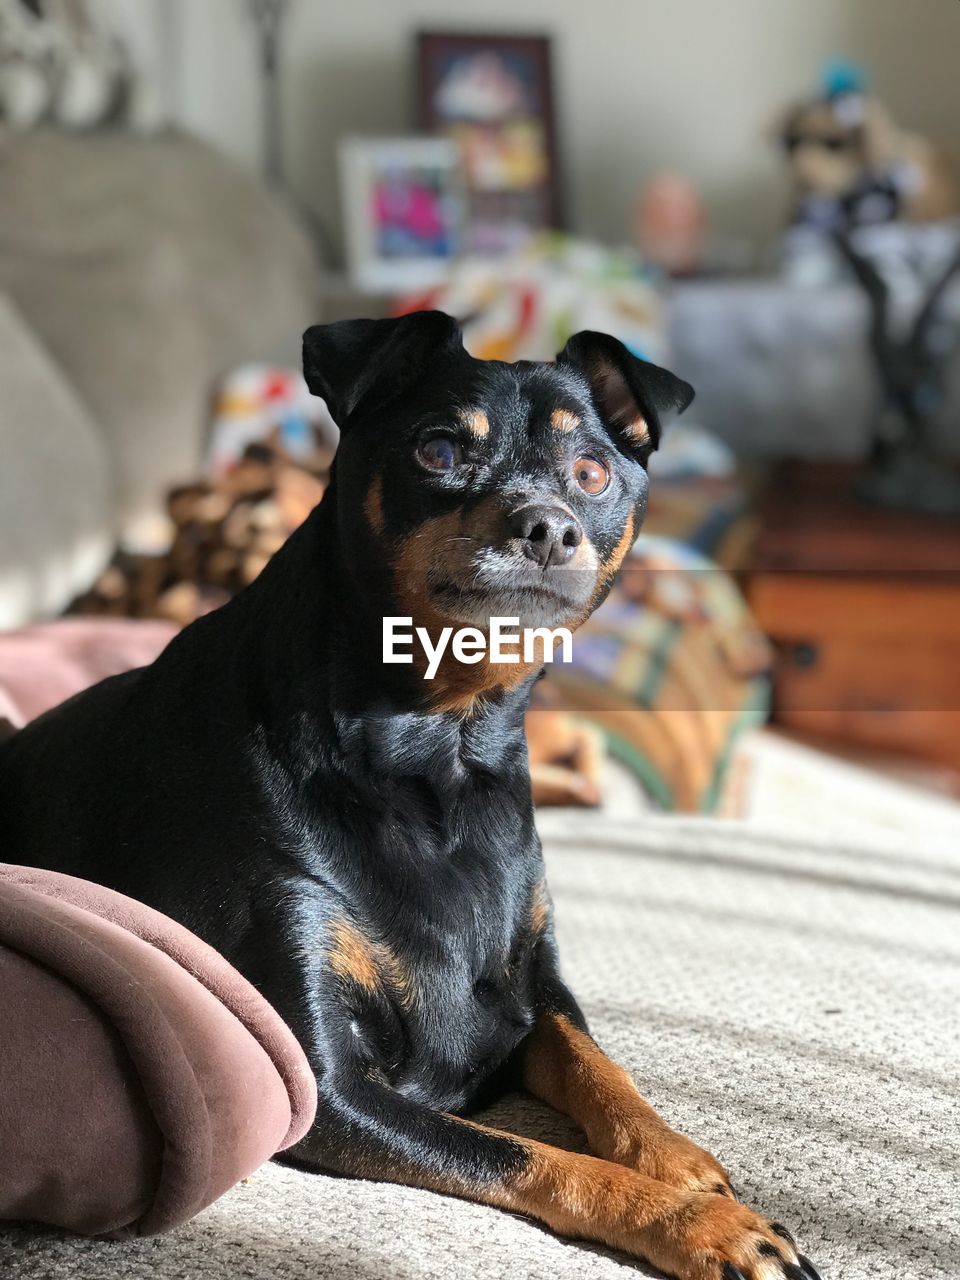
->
[327,919,413,1008]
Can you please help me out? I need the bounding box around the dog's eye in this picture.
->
[573,456,609,495]
[418,434,463,472]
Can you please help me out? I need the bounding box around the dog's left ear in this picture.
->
[303,310,464,427]
[557,331,694,463]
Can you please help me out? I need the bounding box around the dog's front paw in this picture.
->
[641,1195,820,1280]
[618,1122,736,1199]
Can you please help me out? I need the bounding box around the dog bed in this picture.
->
[0,864,316,1238]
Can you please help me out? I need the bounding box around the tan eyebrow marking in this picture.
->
[551,409,580,433]
[461,409,490,437]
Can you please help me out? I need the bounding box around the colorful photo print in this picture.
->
[418,33,561,254]
[339,136,464,291]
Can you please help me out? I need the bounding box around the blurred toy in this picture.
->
[779,61,960,235]
[633,172,706,277]
[0,0,160,132]
[0,0,49,126]
[524,702,604,808]
[75,386,334,627]
[77,438,330,626]
[76,362,335,622]
[206,364,338,478]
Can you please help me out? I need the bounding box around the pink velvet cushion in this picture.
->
[0,618,177,730]
[0,864,317,1238]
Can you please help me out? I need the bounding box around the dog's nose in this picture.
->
[508,504,583,567]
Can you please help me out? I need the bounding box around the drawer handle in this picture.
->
[790,642,820,669]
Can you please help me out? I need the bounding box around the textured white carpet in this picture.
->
[732,731,960,845]
[2,814,958,1280]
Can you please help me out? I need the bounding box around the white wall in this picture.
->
[161,0,960,262]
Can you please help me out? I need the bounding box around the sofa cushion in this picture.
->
[0,129,319,539]
[0,292,114,628]
[0,864,317,1238]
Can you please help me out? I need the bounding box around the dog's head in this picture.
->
[303,311,693,702]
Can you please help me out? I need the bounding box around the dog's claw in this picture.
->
[727,1181,740,1202]
[722,1267,748,1280]
[772,1222,797,1247]
[798,1255,822,1280]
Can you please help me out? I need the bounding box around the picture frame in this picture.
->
[416,31,562,255]
[338,135,465,293]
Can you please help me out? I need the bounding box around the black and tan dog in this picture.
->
[0,313,817,1280]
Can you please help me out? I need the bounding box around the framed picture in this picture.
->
[417,31,562,255]
[338,136,465,292]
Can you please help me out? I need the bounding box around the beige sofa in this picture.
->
[0,128,318,628]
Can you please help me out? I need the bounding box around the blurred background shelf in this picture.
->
[746,461,960,776]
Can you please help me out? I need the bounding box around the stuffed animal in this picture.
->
[0,0,159,132]
[0,0,57,128]
[206,364,339,479]
[779,62,960,233]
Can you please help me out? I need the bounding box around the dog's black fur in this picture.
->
[0,313,814,1279]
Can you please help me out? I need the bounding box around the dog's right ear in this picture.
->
[302,311,464,428]
[557,330,694,464]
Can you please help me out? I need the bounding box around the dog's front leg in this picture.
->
[518,993,817,1278]
[522,1005,735,1196]
[286,1075,812,1280]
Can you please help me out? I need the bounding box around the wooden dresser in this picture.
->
[744,463,960,774]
